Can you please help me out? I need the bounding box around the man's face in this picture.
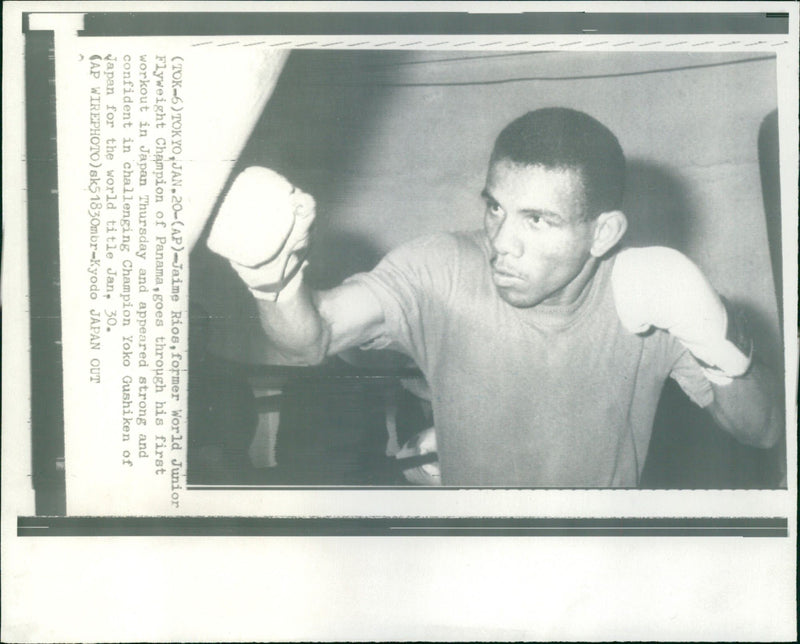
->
[482,159,598,308]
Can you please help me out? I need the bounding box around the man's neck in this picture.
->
[539,255,601,310]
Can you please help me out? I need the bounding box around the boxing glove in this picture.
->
[207,166,315,301]
[611,246,752,385]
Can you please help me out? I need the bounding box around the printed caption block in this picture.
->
[60,48,187,513]
[54,34,284,514]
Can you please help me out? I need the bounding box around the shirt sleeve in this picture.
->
[342,233,458,369]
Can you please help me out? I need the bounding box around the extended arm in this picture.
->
[206,166,385,366]
[254,278,385,365]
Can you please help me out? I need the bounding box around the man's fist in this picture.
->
[611,246,752,385]
[207,166,316,300]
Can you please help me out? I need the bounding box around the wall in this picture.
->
[191,49,781,367]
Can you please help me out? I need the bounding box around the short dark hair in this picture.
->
[490,108,626,218]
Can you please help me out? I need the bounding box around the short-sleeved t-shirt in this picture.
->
[346,231,713,487]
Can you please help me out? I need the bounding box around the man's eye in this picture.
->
[526,214,544,226]
[487,203,502,217]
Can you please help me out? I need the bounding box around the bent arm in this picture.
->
[706,359,784,449]
[612,246,783,449]
[255,276,385,365]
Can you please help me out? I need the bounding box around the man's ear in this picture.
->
[590,210,627,257]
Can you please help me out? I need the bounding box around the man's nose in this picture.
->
[490,214,523,257]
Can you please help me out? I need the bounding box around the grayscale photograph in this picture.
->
[4,5,797,642]
[187,49,786,489]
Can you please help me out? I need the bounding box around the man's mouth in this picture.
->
[490,260,524,285]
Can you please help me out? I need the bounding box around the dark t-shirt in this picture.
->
[347,231,712,487]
